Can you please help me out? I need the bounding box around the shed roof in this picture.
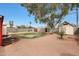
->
[62,21,76,27]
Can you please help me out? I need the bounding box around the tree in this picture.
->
[21,3,70,30]
[70,3,79,28]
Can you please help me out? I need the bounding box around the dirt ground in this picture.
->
[0,34,79,56]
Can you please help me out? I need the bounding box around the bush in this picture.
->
[58,30,65,39]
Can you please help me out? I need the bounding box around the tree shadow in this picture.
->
[74,35,79,47]
[74,28,79,47]
[2,35,20,46]
[60,53,76,56]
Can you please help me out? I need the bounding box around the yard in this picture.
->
[10,32,47,39]
[0,3,79,56]
[2,32,47,46]
[0,34,79,56]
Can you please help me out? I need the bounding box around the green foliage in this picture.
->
[70,3,79,28]
[21,3,70,29]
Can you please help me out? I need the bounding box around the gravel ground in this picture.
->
[0,34,79,56]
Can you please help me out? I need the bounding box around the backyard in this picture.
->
[2,32,47,46]
[0,3,79,56]
[0,33,79,56]
[10,32,47,39]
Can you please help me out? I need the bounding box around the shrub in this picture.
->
[58,30,65,39]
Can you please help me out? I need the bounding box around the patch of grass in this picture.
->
[23,32,37,35]
[11,32,46,39]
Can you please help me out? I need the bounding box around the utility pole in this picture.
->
[29,21,31,28]
[76,4,79,28]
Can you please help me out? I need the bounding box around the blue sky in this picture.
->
[0,3,45,28]
[0,3,78,27]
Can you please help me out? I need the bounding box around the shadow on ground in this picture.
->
[74,28,79,47]
[60,53,76,56]
[74,35,79,47]
[2,35,20,46]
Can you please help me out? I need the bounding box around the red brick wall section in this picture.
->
[0,16,3,46]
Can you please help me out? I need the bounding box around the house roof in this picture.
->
[62,21,76,27]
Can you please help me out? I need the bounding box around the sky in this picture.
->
[0,3,78,27]
[0,3,46,28]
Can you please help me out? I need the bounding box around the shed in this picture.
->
[59,21,75,35]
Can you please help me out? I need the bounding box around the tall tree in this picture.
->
[21,3,70,30]
[70,3,79,28]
